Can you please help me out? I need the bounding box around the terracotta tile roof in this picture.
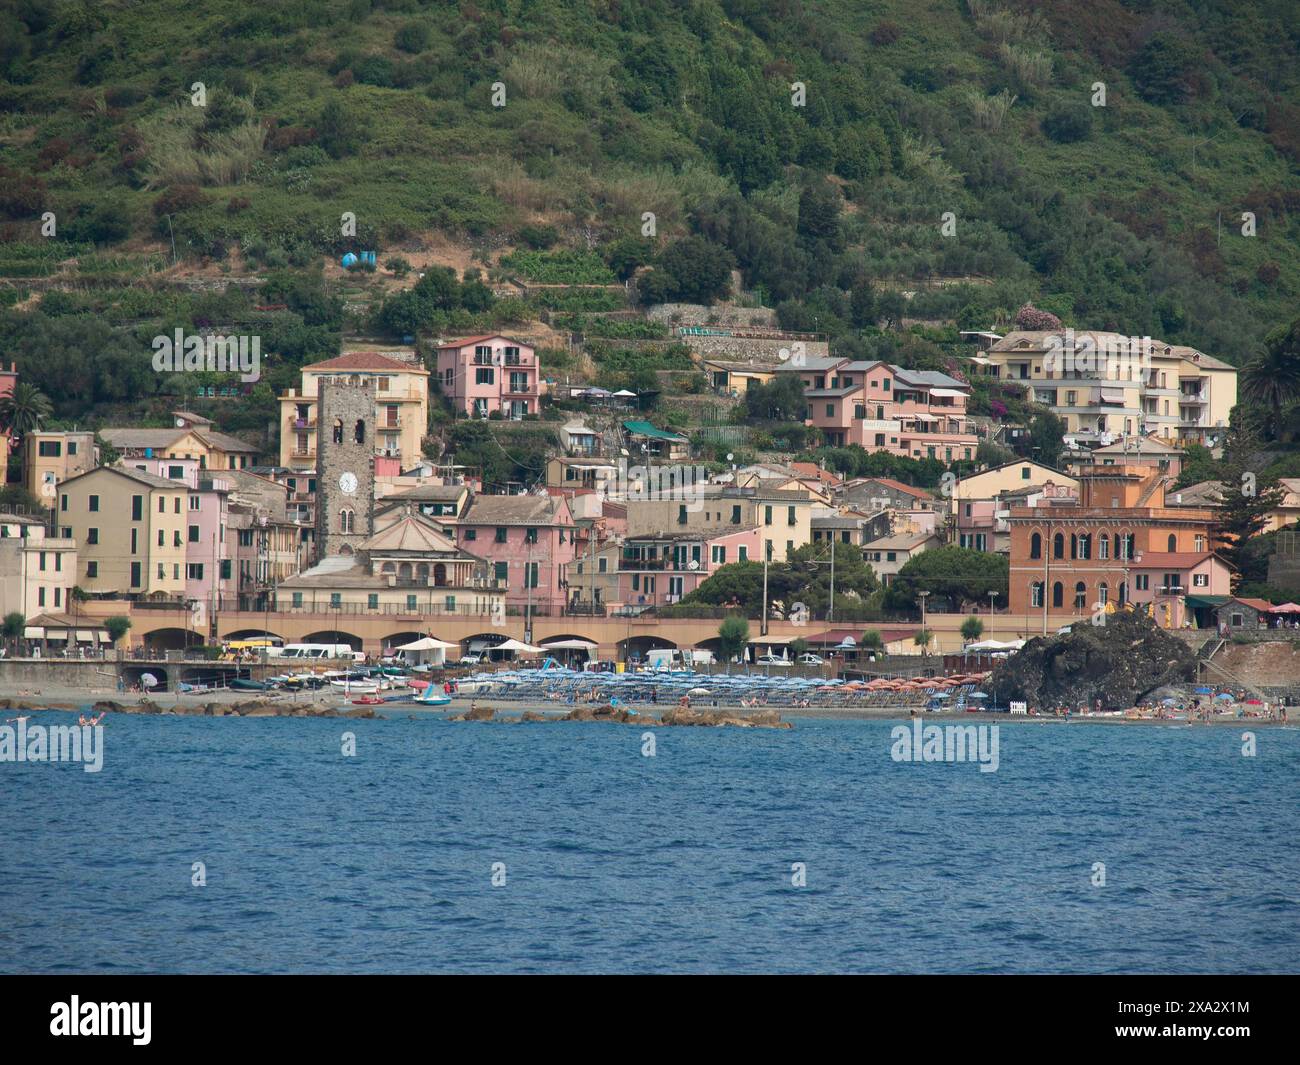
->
[305,351,421,372]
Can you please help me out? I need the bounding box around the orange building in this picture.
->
[1007,463,1218,631]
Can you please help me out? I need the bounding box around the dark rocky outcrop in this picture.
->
[990,611,1197,710]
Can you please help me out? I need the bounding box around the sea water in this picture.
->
[1,711,1296,973]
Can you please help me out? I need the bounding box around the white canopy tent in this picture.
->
[394,635,459,667]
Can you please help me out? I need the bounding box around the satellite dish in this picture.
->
[175,418,186,428]
[687,559,700,571]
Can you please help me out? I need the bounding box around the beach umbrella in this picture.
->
[1215,692,1234,701]
[141,673,158,688]
[967,692,989,700]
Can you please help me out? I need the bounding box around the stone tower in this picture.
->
[315,380,376,561]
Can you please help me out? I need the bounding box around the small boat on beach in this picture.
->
[413,688,452,706]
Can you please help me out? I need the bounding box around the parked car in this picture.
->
[755,653,792,666]
[796,652,824,665]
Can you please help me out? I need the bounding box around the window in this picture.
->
[189,495,200,510]
[340,508,354,533]
[1031,581,1044,608]
[1193,573,1208,588]
[175,498,181,514]
[1052,582,1063,607]
[169,465,185,480]
[1074,582,1086,609]
[494,562,508,583]
[787,506,797,526]
[825,404,834,418]
[88,494,99,512]
[1021,467,1030,480]
[157,530,164,548]
[711,545,726,564]
[292,592,303,608]
[131,496,143,521]
[38,587,45,607]
[764,506,773,525]
[130,562,141,587]
[1053,533,1064,559]
[525,528,538,544]
[187,564,204,580]
[38,440,62,457]
[495,527,508,543]
[1136,574,1150,591]
[444,596,456,611]
[464,528,477,541]
[678,504,687,525]
[525,563,538,589]
[475,367,495,385]
[731,505,741,524]
[1030,532,1042,559]
[1167,534,1177,552]
[1099,536,1110,560]
[330,593,342,608]
[220,560,231,580]
[87,528,99,545]
[739,546,748,562]
[407,595,418,611]
[189,525,200,543]
[61,494,68,512]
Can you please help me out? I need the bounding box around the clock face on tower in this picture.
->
[338,471,358,495]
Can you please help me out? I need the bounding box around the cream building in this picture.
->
[0,513,78,617]
[56,466,189,599]
[950,460,1080,518]
[625,484,815,562]
[279,351,430,472]
[276,511,503,617]
[975,331,1237,447]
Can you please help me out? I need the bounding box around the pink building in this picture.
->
[436,334,541,419]
[784,359,978,462]
[1128,551,1233,628]
[618,527,761,609]
[122,456,236,614]
[452,493,576,610]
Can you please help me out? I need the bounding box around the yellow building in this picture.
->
[278,351,430,472]
[23,430,97,505]
[98,412,258,472]
[975,331,1237,447]
[0,513,78,617]
[56,466,189,599]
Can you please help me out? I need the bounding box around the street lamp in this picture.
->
[917,590,930,663]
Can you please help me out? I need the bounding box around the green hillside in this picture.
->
[1,0,1298,428]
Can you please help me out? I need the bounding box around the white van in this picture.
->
[645,649,714,670]
[270,643,360,662]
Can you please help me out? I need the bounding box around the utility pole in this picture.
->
[525,538,534,645]
[828,537,836,624]
[761,551,769,637]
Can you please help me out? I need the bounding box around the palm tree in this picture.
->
[0,382,54,439]
[1241,318,1300,435]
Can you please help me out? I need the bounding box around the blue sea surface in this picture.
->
[1,711,1297,973]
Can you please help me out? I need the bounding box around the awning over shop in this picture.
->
[23,626,44,639]
[75,629,94,641]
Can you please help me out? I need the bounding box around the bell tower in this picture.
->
[315,379,375,560]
